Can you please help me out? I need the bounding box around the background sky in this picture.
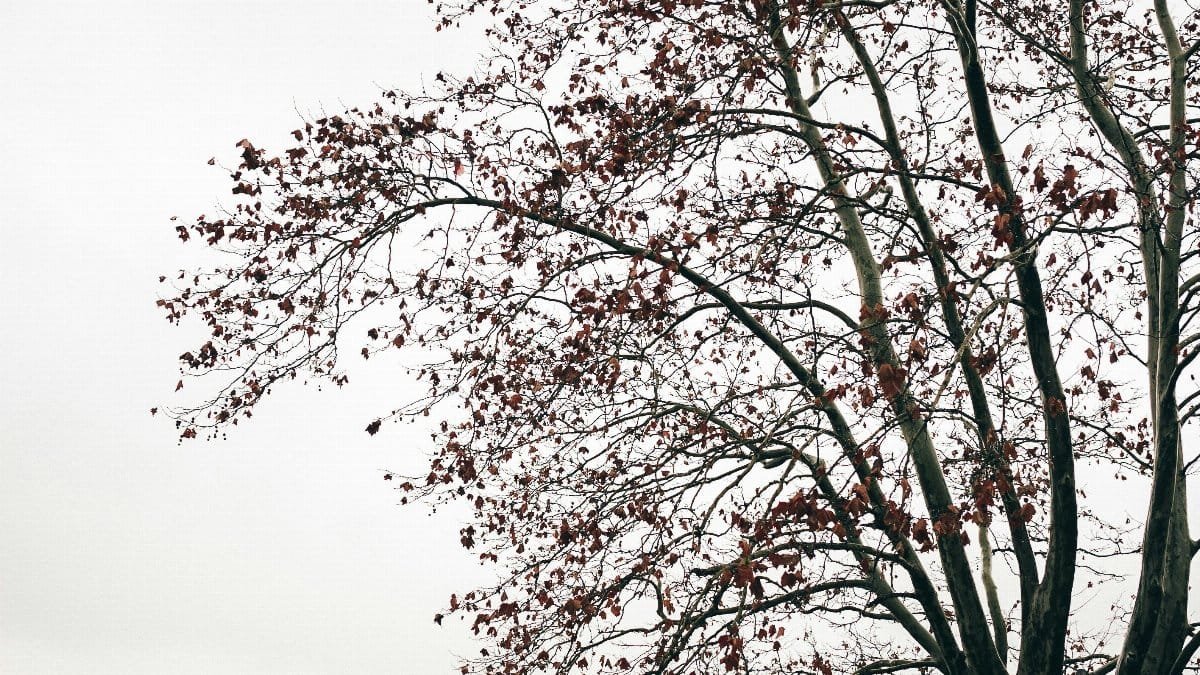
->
[5,2,1198,674]
[1,2,488,673]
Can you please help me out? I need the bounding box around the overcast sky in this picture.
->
[6,3,1200,674]
[1,2,488,673]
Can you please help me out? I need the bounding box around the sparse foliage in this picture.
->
[162,1,1200,673]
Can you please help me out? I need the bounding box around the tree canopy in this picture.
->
[162,0,1200,673]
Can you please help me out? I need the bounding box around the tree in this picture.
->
[161,0,1200,673]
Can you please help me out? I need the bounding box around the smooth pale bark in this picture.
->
[767,5,1006,674]
[1058,0,1193,671]
[837,15,1039,626]
[942,3,1078,673]
[978,524,1008,663]
[1116,4,1191,674]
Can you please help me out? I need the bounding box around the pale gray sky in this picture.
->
[5,2,1198,674]
[1,2,485,673]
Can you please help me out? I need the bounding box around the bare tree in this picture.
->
[161,1,1200,673]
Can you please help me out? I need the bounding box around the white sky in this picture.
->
[1,2,487,673]
[4,2,1198,673]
